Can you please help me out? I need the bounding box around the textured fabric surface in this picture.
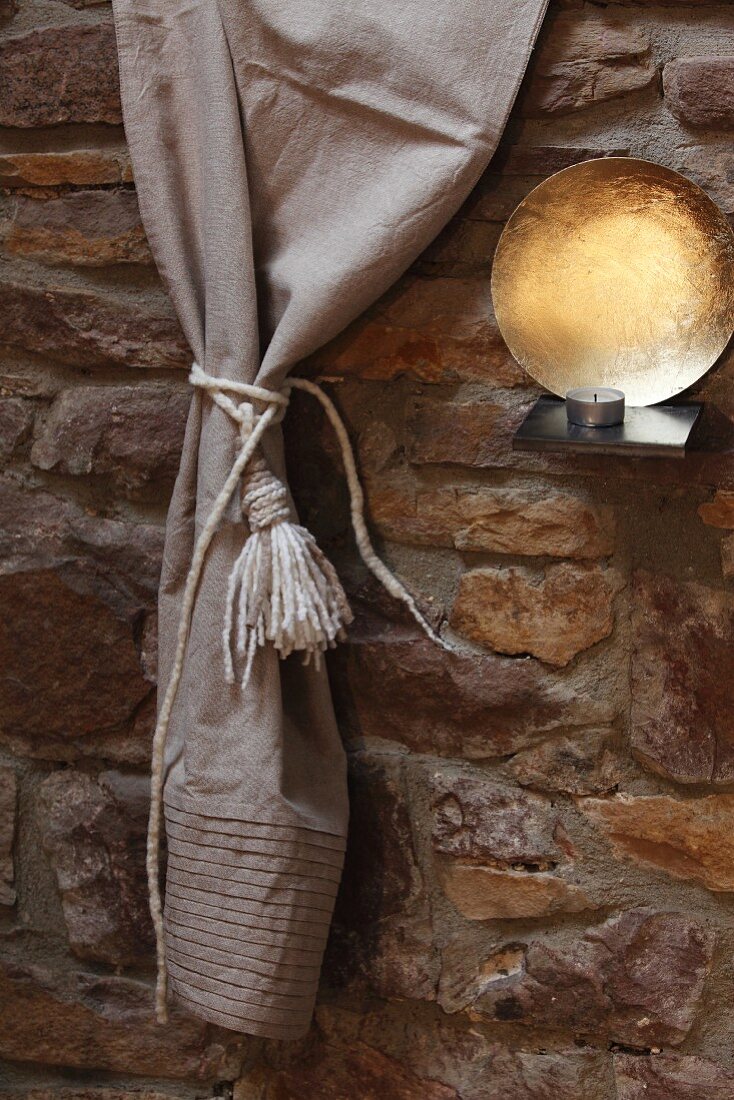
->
[112,0,549,1038]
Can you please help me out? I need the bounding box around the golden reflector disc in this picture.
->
[491,158,734,406]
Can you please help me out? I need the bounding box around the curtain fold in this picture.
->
[112,0,548,1039]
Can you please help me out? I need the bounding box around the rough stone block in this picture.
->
[0,25,121,127]
[465,908,713,1047]
[31,384,189,494]
[0,961,241,1077]
[0,765,16,906]
[0,570,153,763]
[4,191,150,266]
[236,1038,459,1100]
[509,729,624,795]
[450,563,624,666]
[0,477,163,598]
[0,280,188,370]
[37,770,153,965]
[675,144,734,215]
[437,864,592,920]
[0,396,33,460]
[722,532,734,579]
[0,479,162,764]
[614,1053,734,1099]
[301,1007,618,1099]
[523,13,655,115]
[330,624,622,759]
[429,771,560,865]
[326,754,438,1002]
[698,490,734,528]
[630,571,734,784]
[664,57,734,130]
[408,396,521,468]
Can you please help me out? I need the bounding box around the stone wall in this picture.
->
[1,0,733,1096]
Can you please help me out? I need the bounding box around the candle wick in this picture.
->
[594,393,598,402]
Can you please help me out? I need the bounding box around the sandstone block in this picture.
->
[450,563,624,666]
[698,489,734,528]
[31,385,189,494]
[37,770,153,965]
[0,480,161,763]
[308,276,524,386]
[368,481,615,558]
[467,908,713,1047]
[414,219,502,278]
[462,172,544,223]
[496,145,630,175]
[476,1049,615,1099]
[630,571,734,784]
[408,397,516,468]
[4,191,150,266]
[524,13,655,115]
[0,281,188,370]
[437,864,592,920]
[664,57,734,130]
[0,25,121,127]
[0,149,132,188]
[614,1053,734,1099]
[405,393,734,488]
[0,961,241,1077]
[580,792,734,892]
[0,765,16,906]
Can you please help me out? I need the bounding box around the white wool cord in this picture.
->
[288,376,444,646]
[148,362,446,1023]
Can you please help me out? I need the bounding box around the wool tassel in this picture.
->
[223,446,353,685]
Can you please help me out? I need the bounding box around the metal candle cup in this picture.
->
[566,387,625,427]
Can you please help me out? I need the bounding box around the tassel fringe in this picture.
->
[223,520,353,686]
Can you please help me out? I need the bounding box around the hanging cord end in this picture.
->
[289,376,450,653]
[155,983,169,1025]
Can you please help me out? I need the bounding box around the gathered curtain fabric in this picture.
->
[112,0,548,1040]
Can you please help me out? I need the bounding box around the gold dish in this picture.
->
[491,157,734,407]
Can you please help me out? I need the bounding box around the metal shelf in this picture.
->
[513,396,703,459]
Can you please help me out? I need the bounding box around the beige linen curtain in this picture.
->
[112,0,549,1040]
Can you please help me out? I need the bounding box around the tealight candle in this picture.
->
[566,387,625,428]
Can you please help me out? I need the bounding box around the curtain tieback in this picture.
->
[148,362,445,1022]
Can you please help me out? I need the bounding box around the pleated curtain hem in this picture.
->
[163,801,346,1039]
